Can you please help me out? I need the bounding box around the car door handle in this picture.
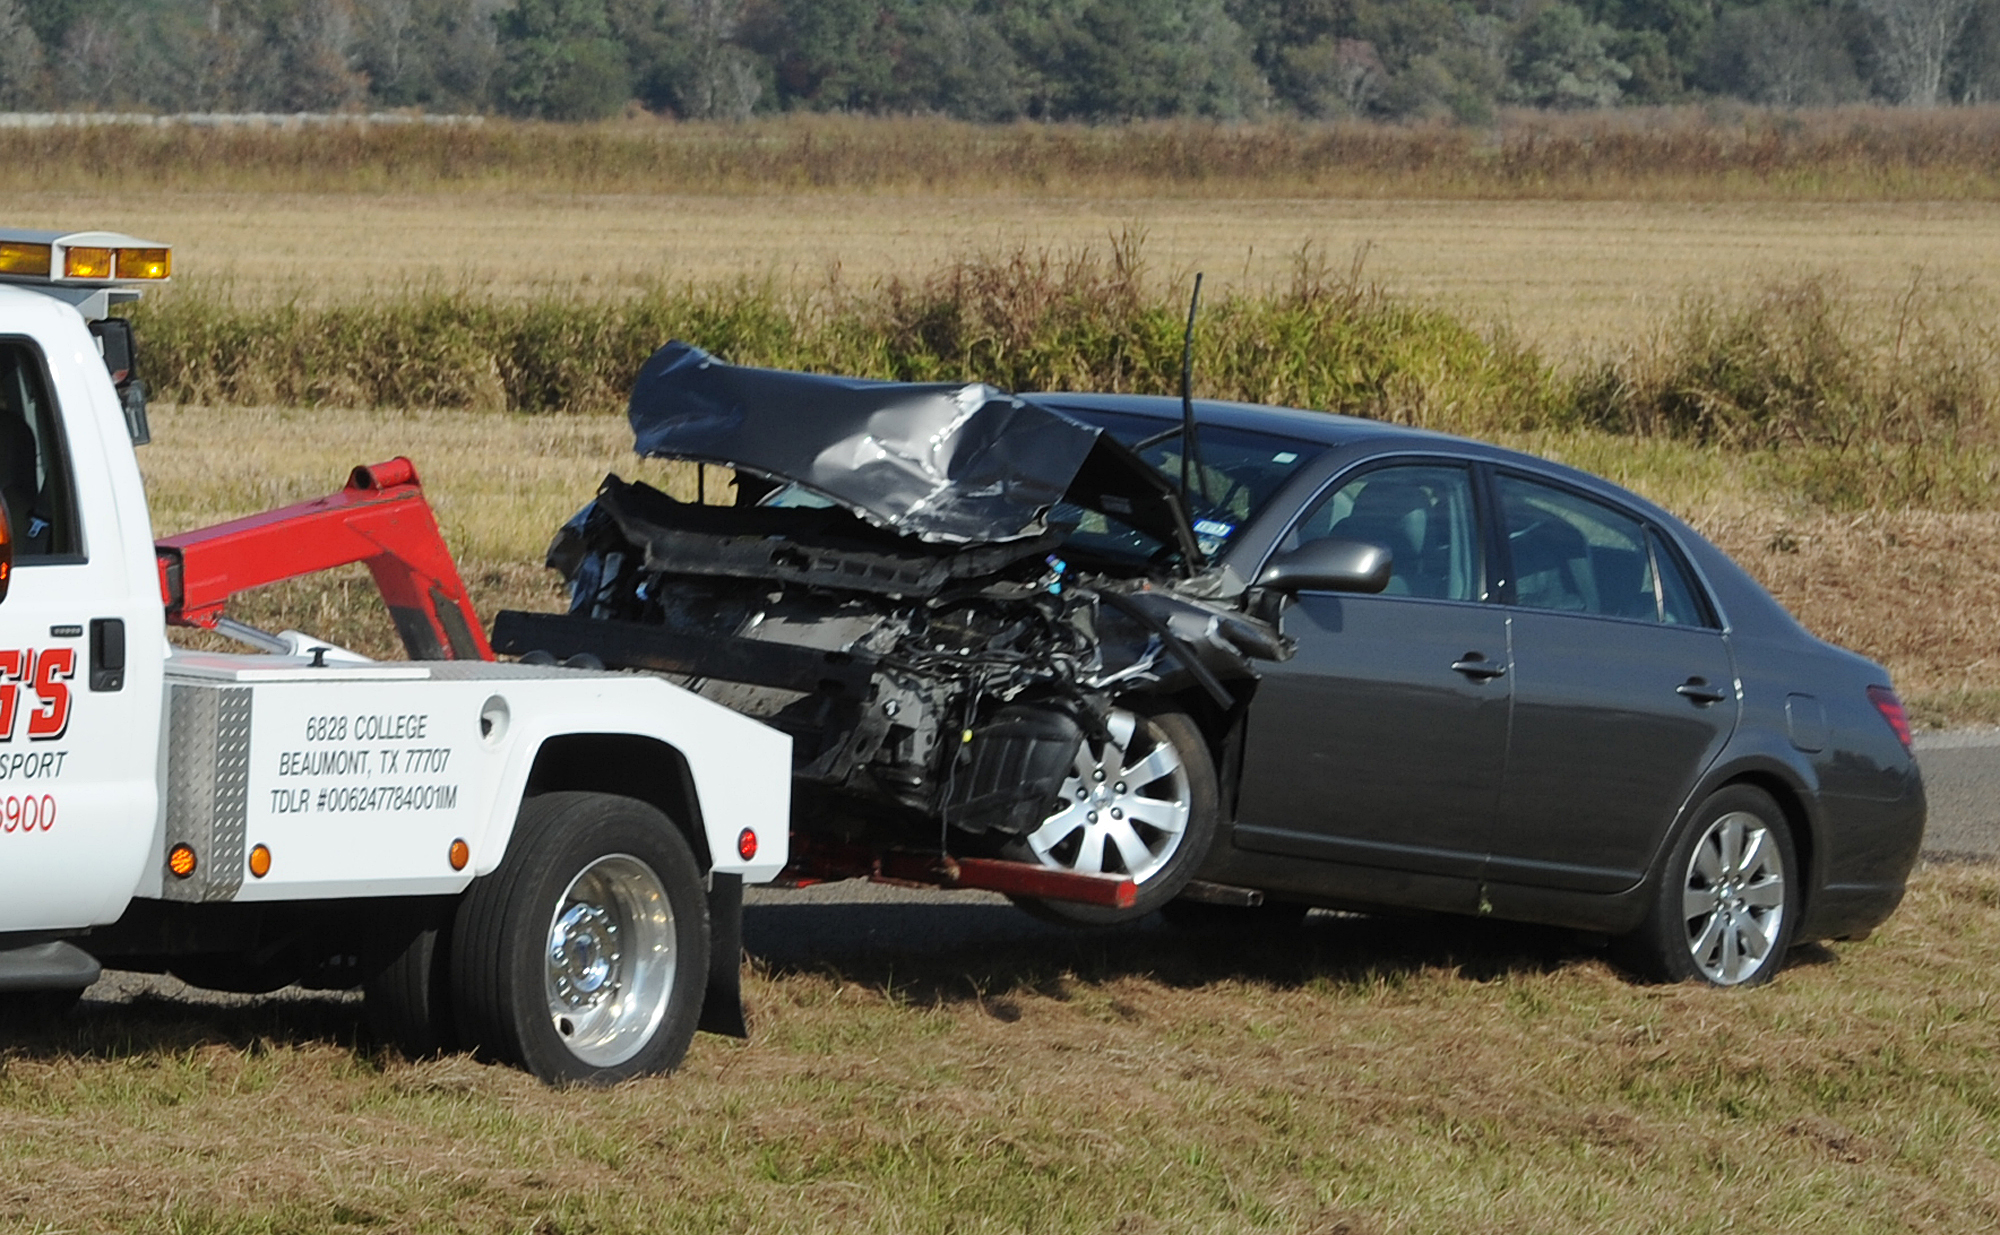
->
[1676,678,1729,704]
[1451,655,1507,681]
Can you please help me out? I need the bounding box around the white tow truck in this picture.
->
[0,229,791,1085]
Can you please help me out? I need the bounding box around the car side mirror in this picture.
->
[1255,538,1392,595]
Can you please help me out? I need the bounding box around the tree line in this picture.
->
[4,1,1999,122]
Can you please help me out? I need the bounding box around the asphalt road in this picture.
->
[1910,729,2000,860]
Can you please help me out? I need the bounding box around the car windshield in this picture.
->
[1050,408,1328,563]
[756,406,1327,569]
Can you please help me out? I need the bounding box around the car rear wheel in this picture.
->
[1006,704,1219,926]
[1629,785,1798,987]
[452,792,709,1084]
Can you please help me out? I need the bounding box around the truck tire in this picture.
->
[1006,704,1220,927]
[451,792,709,1085]
[364,922,457,1059]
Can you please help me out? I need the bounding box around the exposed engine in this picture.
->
[499,473,1278,846]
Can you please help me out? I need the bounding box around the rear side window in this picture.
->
[1650,529,1710,626]
[0,341,80,560]
[1497,474,1706,625]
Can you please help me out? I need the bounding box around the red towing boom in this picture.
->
[153,457,493,661]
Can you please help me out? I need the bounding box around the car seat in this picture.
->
[1330,479,1435,597]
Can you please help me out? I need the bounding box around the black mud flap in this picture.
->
[698,873,748,1038]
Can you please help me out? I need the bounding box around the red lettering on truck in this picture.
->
[26,649,72,741]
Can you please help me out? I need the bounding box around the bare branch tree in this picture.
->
[1862,0,1979,105]
[356,0,416,97]
[0,0,43,109]
[679,0,759,120]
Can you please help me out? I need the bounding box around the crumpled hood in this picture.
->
[628,341,1197,556]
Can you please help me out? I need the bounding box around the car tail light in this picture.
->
[1868,686,1912,750]
[737,828,758,861]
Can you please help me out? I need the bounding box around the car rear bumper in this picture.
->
[1799,781,1925,941]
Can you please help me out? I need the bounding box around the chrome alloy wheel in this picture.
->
[1023,708,1191,883]
[545,854,677,1067]
[1681,810,1787,985]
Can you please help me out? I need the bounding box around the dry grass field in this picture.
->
[12,189,1999,358]
[10,109,2000,357]
[2,861,1996,1233]
[2,114,1994,1233]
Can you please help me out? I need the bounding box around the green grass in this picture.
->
[132,242,1562,439]
[2,863,1994,1233]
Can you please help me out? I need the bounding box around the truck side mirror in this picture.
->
[1255,537,1393,595]
[88,318,149,445]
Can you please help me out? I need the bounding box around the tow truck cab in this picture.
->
[0,230,791,1085]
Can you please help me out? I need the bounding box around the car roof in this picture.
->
[1026,392,1413,448]
[1032,390,1660,515]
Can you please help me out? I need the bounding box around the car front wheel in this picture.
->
[1629,784,1798,987]
[1006,704,1219,926]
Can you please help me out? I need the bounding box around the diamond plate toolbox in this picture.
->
[162,681,253,902]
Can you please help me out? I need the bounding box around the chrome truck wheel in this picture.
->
[1007,705,1219,926]
[1629,785,1798,988]
[544,855,676,1068]
[453,793,709,1084]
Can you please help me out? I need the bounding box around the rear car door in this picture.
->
[1234,460,1509,881]
[1486,471,1738,894]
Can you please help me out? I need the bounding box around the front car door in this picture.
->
[0,328,162,933]
[1235,460,1510,883]
[1486,471,1739,894]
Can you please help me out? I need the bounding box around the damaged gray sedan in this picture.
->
[494,341,1925,986]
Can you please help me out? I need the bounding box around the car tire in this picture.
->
[365,921,457,1059]
[1627,784,1799,987]
[451,792,710,1085]
[1006,704,1220,927]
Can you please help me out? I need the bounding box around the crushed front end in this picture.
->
[492,342,1289,864]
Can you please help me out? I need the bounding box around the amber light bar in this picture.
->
[0,229,172,287]
[0,241,51,278]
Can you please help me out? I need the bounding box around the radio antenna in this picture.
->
[1179,273,1209,508]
